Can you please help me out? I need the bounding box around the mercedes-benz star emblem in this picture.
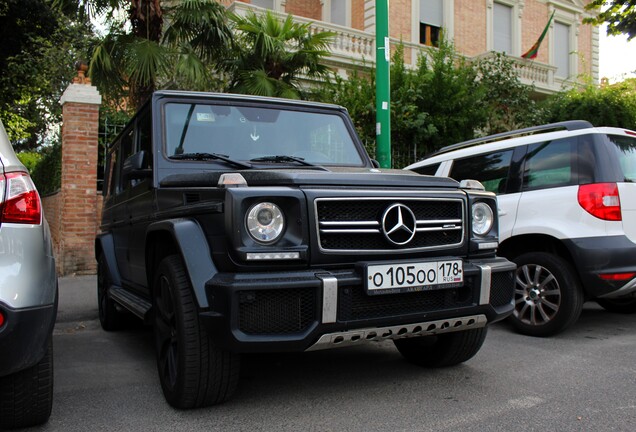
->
[381,203,417,245]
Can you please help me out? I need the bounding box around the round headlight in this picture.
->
[246,202,285,244]
[472,202,494,236]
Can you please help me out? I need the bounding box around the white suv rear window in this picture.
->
[609,135,636,182]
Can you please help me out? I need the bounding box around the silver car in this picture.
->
[0,119,57,428]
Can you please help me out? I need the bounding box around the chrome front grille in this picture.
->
[315,197,465,253]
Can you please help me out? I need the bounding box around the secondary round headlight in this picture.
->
[246,202,285,244]
[472,202,494,236]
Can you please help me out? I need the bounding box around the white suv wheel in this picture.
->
[510,252,584,337]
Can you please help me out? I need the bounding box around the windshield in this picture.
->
[609,135,636,182]
[164,102,365,166]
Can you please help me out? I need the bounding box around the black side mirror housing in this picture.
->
[123,151,151,181]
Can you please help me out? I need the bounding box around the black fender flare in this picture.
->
[95,233,122,287]
[146,218,217,309]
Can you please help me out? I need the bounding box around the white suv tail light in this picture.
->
[577,183,621,221]
[0,171,42,224]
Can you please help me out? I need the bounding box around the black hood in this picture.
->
[160,167,459,189]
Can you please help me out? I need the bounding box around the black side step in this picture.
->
[109,286,152,324]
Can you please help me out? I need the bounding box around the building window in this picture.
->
[554,21,571,78]
[493,2,513,53]
[323,0,350,27]
[251,0,274,9]
[331,1,345,26]
[419,0,443,46]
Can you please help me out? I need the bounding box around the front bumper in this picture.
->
[200,257,516,353]
[563,235,636,299]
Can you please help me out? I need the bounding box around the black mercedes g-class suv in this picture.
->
[96,90,515,409]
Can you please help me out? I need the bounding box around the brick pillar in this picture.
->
[58,64,102,275]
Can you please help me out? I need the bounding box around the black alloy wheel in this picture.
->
[153,255,239,409]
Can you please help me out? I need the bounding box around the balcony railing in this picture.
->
[471,52,559,95]
[227,2,563,94]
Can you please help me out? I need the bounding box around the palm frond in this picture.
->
[233,69,277,96]
[125,38,167,87]
[173,45,211,90]
[227,10,335,99]
[162,0,233,60]
[89,31,131,92]
[49,0,124,22]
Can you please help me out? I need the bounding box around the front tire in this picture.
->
[394,327,488,368]
[511,252,584,337]
[596,297,636,314]
[0,338,53,429]
[153,255,239,409]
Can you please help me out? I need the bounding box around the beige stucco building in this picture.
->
[220,0,598,96]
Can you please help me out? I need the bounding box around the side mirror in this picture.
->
[123,151,151,181]
[370,159,381,168]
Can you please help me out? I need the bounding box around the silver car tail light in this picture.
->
[0,171,42,224]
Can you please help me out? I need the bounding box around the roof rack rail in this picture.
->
[431,120,594,157]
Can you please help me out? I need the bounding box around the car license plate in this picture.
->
[365,259,463,295]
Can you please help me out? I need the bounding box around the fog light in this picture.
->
[0,310,5,328]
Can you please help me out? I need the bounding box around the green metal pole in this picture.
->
[375,0,391,168]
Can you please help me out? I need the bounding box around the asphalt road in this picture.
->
[29,275,636,431]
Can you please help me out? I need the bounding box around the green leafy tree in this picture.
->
[316,69,376,155]
[225,10,334,99]
[541,80,636,129]
[31,141,62,195]
[16,152,43,173]
[0,0,93,149]
[475,52,542,135]
[53,0,234,109]
[585,0,636,40]
[318,41,490,167]
[407,40,487,157]
[387,45,436,167]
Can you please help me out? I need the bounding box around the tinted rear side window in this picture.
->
[411,163,440,176]
[449,150,513,194]
[608,135,636,182]
[522,137,579,191]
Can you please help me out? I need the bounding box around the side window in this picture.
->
[608,135,636,182]
[107,128,133,196]
[449,150,514,194]
[411,163,440,176]
[137,110,152,170]
[106,143,120,197]
[575,134,597,185]
[119,128,135,190]
[522,137,577,191]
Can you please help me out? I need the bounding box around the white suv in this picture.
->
[406,121,636,336]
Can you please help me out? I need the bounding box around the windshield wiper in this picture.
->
[170,152,252,169]
[250,155,328,171]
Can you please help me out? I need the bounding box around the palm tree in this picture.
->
[52,0,233,109]
[225,10,334,99]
